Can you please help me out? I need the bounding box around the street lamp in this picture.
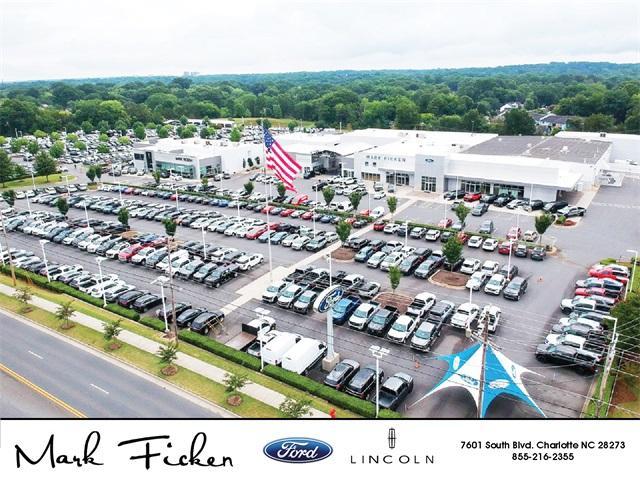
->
[201,226,207,260]
[30,170,36,189]
[83,202,90,228]
[39,239,51,282]
[626,249,638,299]
[404,221,409,247]
[175,188,180,211]
[152,275,170,333]
[25,190,32,215]
[254,307,271,371]
[369,345,390,418]
[95,257,107,307]
[61,174,71,195]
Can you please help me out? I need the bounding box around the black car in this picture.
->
[155,302,192,320]
[376,372,414,410]
[535,344,597,374]
[427,300,455,323]
[132,293,164,313]
[366,306,399,336]
[530,246,546,261]
[399,255,422,275]
[514,243,528,258]
[493,195,513,207]
[480,193,498,204]
[499,264,518,280]
[176,308,206,328]
[117,290,147,308]
[192,262,219,282]
[526,199,544,211]
[190,311,225,335]
[345,364,384,399]
[443,190,465,200]
[204,264,239,288]
[443,255,464,271]
[324,359,360,390]
[502,276,528,301]
[543,200,569,213]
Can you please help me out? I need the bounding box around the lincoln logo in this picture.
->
[263,438,333,464]
[388,428,396,449]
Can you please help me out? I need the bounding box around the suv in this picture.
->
[535,344,597,373]
[348,303,379,330]
[345,365,384,399]
[503,276,528,300]
[366,306,399,336]
[330,296,362,325]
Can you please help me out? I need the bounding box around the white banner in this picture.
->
[0,420,636,478]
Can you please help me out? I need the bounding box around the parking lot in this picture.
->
[5,176,627,419]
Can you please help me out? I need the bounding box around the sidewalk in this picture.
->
[0,283,329,418]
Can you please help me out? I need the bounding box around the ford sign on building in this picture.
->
[263,438,333,463]
[313,286,344,313]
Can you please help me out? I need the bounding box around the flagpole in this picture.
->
[261,117,274,282]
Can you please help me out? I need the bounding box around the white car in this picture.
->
[460,258,481,274]
[367,251,387,268]
[484,274,507,295]
[348,303,379,330]
[476,305,501,334]
[370,206,385,219]
[482,238,499,251]
[236,253,264,271]
[380,251,405,271]
[383,223,400,234]
[281,234,301,247]
[425,229,441,241]
[480,260,500,275]
[131,246,156,264]
[387,314,418,343]
[523,230,539,242]
[406,292,437,318]
[291,236,311,250]
[373,191,386,200]
[450,303,480,329]
[545,333,590,349]
[106,242,129,259]
[468,235,483,248]
[466,271,489,291]
[323,232,339,243]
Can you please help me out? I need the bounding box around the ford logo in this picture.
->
[314,286,344,313]
[263,438,333,463]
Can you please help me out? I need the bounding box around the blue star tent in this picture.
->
[411,343,545,417]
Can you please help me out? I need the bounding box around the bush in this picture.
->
[139,316,167,331]
[106,304,140,320]
[178,330,263,370]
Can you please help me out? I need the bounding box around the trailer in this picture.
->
[225,316,276,351]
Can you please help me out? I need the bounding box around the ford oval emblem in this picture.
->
[263,437,333,463]
[314,286,344,313]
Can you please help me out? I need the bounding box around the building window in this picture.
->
[362,172,381,181]
[373,162,377,167]
[386,172,410,186]
[365,161,369,166]
[421,176,436,192]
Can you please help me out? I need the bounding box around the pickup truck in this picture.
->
[475,305,501,334]
[406,292,436,318]
[225,317,276,351]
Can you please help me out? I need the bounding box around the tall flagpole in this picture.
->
[261,118,274,282]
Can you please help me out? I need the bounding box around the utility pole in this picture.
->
[595,318,618,418]
[476,318,489,419]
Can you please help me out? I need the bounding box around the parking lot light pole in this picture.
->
[369,345,390,418]
[25,191,32,215]
[152,276,170,333]
[254,307,271,372]
[201,226,207,260]
[39,239,51,282]
[31,170,36,189]
[95,257,107,307]
[404,221,409,247]
[626,249,638,298]
[175,188,179,211]
[83,203,90,228]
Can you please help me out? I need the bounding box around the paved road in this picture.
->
[0,369,74,418]
[0,311,222,418]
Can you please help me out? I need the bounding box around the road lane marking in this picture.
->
[0,362,86,418]
[27,350,43,359]
[90,383,110,395]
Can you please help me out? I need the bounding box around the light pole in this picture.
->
[61,174,71,195]
[152,275,170,332]
[84,202,90,228]
[254,307,271,372]
[369,345,390,418]
[95,257,107,307]
[201,226,207,260]
[404,221,409,247]
[626,249,638,299]
[39,239,51,282]
[25,191,32,215]
[175,188,179,211]
[30,170,36,189]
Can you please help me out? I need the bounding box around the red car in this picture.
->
[170,193,178,200]
[301,211,314,220]
[373,220,386,231]
[498,241,514,255]
[118,243,143,262]
[345,217,357,225]
[438,218,453,228]
[463,192,482,202]
[588,268,629,284]
[575,287,618,301]
[123,187,134,194]
[246,226,267,240]
[149,237,167,248]
[457,232,470,244]
[261,205,276,214]
[280,208,296,217]
[267,222,279,230]
[507,226,522,240]
[359,209,371,217]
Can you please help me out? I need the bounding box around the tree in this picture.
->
[222,372,250,394]
[349,191,363,211]
[503,109,536,135]
[534,213,554,246]
[80,120,94,133]
[157,342,178,375]
[34,151,57,181]
[244,181,254,195]
[55,300,75,329]
[86,165,96,183]
[387,196,398,217]
[66,133,79,143]
[388,265,402,293]
[287,120,299,132]
[74,140,87,151]
[454,202,471,226]
[276,182,286,198]
[335,220,352,245]
[117,207,129,226]
[56,197,69,217]
[27,140,39,155]
[584,114,614,132]
[94,165,102,182]
[442,237,463,270]
[13,285,32,313]
[102,319,122,349]
[0,135,6,145]
[133,124,146,139]
[279,397,312,418]
[611,295,640,353]
[98,133,109,142]
[49,140,65,159]
[201,176,209,189]
[117,136,131,145]
[163,217,177,237]
[97,143,109,154]
[256,118,272,129]
[0,151,15,187]
[230,127,242,142]
[2,189,16,206]
[152,170,161,186]
[322,186,335,205]
[179,115,188,126]
[157,125,170,138]
[394,97,420,129]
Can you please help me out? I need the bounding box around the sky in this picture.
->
[1,0,638,82]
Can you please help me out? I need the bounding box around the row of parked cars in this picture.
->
[535,262,628,373]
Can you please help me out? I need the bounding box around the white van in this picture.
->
[281,338,327,375]
[370,206,385,219]
[262,332,302,366]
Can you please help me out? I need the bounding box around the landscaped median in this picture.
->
[0,268,400,418]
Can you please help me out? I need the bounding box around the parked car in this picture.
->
[478,220,494,234]
[375,373,414,410]
[330,296,362,325]
[410,320,443,352]
[386,314,418,343]
[484,274,507,295]
[535,344,597,373]
[450,302,480,329]
[543,200,569,213]
[482,238,499,251]
[366,306,399,336]
[503,276,528,300]
[324,359,360,390]
[345,365,384,399]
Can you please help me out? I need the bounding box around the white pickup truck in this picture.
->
[225,317,276,351]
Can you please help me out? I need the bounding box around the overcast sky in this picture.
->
[1,0,638,82]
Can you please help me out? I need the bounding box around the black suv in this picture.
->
[204,264,239,288]
[190,311,225,335]
[502,276,528,301]
[345,365,384,399]
[366,306,399,336]
[535,344,597,374]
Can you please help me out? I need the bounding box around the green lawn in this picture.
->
[0,274,358,417]
[1,174,77,190]
[0,291,281,417]
[609,362,640,418]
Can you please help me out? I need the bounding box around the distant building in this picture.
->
[498,102,524,116]
[531,112,572,133]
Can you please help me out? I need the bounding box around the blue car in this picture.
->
[320,215,334,223]
[330,296,362,325]
[218,199,229,208]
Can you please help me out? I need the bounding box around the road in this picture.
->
[0,311,224,418]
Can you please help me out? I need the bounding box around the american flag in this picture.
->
[263,126,301,191]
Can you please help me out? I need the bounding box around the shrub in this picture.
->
[139,316,167,331]
[106,304,140,320]
[178,330,262,370]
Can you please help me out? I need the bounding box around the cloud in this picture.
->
[1,0,638,81]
